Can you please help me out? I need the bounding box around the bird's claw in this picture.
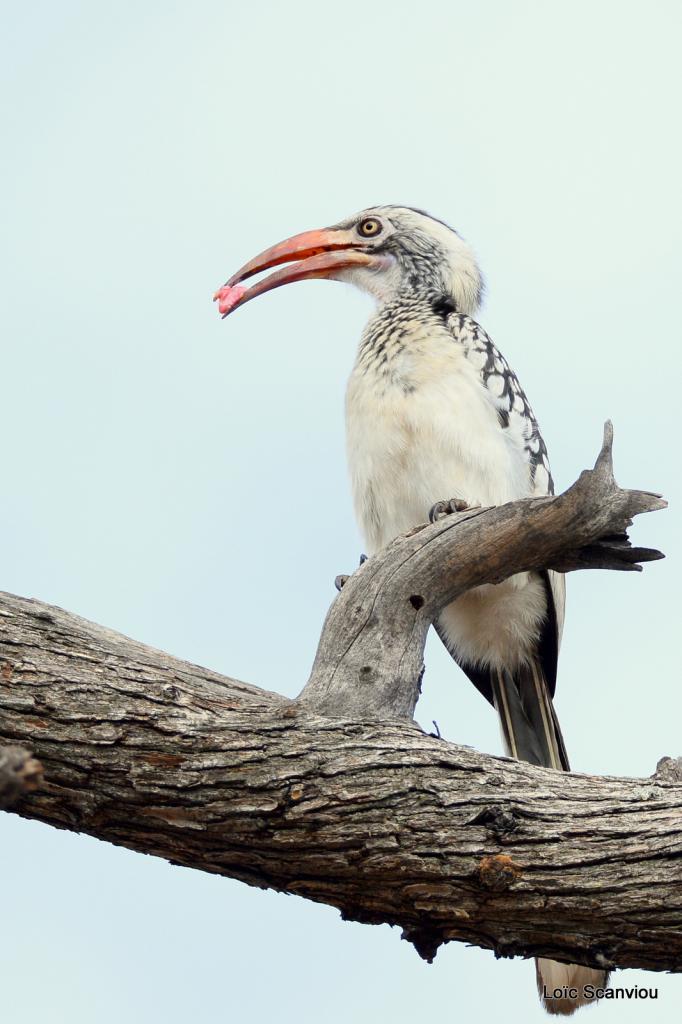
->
[429,497,474,523]
[335,554,368,591]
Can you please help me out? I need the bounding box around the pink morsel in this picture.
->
[213,284,247,316]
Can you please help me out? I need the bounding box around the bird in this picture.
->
[215,205,607,1015]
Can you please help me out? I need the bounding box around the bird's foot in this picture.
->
[429,497,478,523]
[335,554,368,592]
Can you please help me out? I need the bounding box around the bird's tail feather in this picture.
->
[490,663,568,771]
[491,660,608,1016]
[535,958,609,1016]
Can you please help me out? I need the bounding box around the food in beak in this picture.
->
[213,284,247,316]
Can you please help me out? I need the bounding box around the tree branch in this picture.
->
[299,421,665,718]
[1,425,675,973]
[0,744,42,809]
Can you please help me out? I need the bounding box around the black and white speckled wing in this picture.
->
[443,311,565,694]
[447,312,554,498]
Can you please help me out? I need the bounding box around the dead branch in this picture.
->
[0,424,674,974]
[0,744,43,808]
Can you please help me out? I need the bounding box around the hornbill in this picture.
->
[215,205,606,1015]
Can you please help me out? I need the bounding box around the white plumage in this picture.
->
[346,300,549,672]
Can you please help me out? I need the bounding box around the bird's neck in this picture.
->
[350,293,460,388]
[359,292,457,357]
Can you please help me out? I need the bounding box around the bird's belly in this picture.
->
[346,364,544,671]
[437,574,547,671]
[346,369,529,553]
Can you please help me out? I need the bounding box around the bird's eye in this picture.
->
[358,217,383,238]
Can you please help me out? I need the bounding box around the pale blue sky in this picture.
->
[1,2,680,1021]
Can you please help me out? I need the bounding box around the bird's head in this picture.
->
[214,206,483,319]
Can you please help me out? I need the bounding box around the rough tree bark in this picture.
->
[0,744,42,809]
[1,425,677,974]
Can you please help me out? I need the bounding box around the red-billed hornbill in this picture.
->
[215,206,606,1015]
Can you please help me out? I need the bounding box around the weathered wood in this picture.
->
[0,425,674,974]
[0,743,42,808]
[299,422,665,718]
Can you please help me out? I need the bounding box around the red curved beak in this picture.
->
[213,227,392,317]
